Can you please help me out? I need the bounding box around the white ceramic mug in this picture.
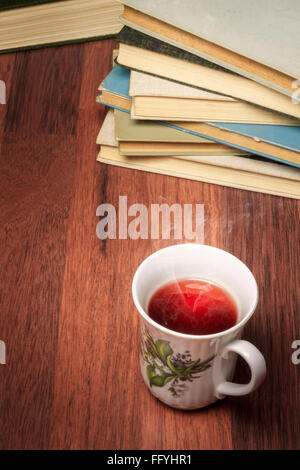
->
[132,244,266,410]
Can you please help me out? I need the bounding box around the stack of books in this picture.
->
[97,0,300,198]
[0,0,122,53]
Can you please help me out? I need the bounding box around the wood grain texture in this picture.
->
[0,40,299,450]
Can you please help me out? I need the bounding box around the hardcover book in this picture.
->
[99,109,247,156]
[129,70,231,100]
[114,109,212,143]
[129,71,299,124]
[0,0,123,53]
[114,110,247,156]
[119,0,299,97]
[97,147,300,200]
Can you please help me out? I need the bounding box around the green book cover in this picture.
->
[116,26,237,75]
[114,109,211,143]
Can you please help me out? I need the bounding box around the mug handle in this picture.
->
[215,339,266,398]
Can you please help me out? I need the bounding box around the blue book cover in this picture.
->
[101,64,130,98]
[99,65,300,168]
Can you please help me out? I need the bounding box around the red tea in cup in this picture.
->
[148,279,238,335]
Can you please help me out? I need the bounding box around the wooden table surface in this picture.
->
[0,39,299,450]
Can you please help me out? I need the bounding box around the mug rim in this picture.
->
[132,243,259,341]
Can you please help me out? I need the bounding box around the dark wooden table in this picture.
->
[0,39,299,450]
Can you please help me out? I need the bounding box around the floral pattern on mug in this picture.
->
[141,327,215,397]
